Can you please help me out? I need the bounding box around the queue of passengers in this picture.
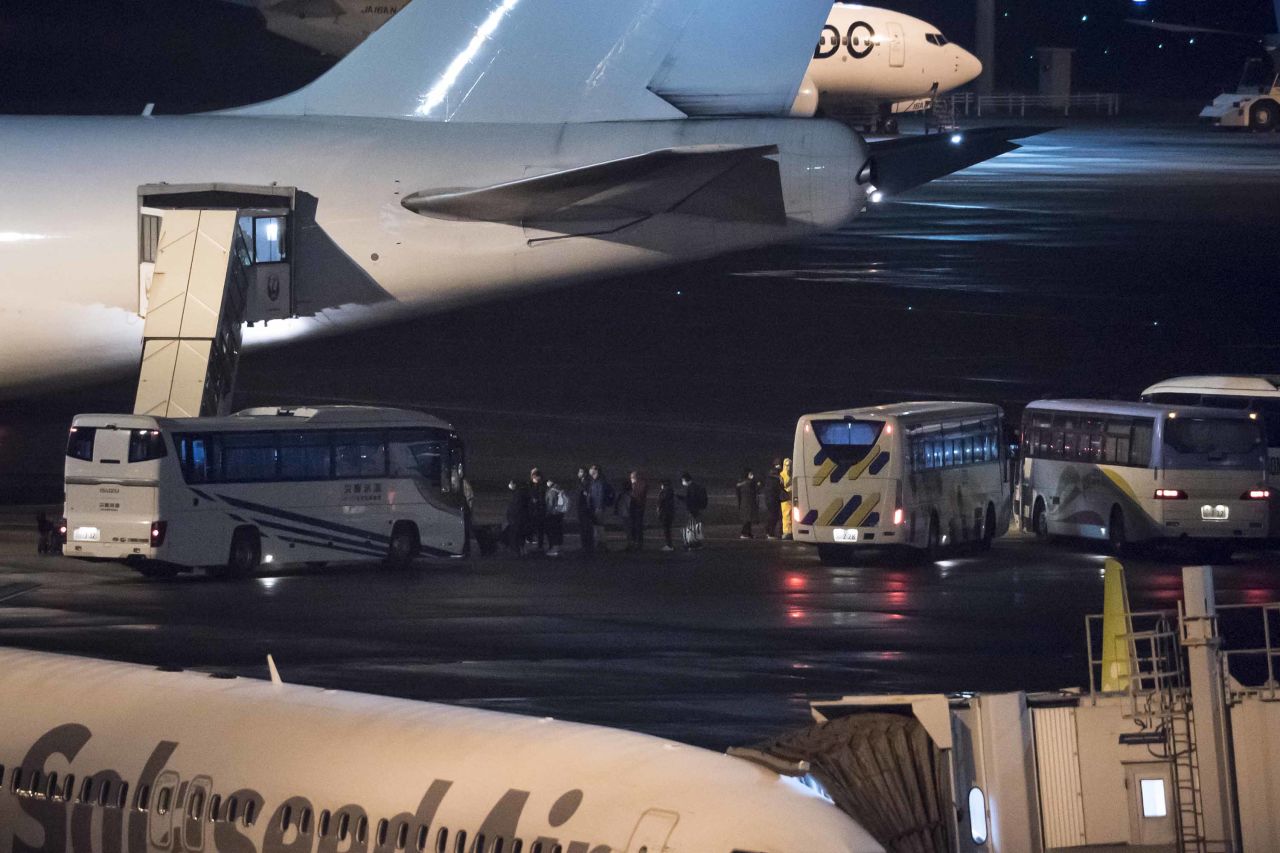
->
[502,458,794,557]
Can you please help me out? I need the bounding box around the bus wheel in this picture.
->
[925,513,943,562]
[979,504,997,552]
[387,522,420,570]
[226,527,261,579]
[1032,499,1050,541]
[1108,507,1128,557]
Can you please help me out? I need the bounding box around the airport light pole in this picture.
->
[975,0,995,95]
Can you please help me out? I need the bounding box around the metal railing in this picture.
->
[1218,602,1280,701]
[943,91,1121,118]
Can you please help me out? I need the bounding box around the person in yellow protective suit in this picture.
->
[780,457,794,539]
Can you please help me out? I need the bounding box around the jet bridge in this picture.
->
[134,184,296,417]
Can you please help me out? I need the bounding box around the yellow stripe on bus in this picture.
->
[817,498,845,527]
[846,492,882,527]
[1100,467,1139,504]
[845,443,883,482]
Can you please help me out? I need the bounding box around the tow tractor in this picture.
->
[1200,52,1280,130]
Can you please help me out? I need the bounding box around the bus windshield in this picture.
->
[1162,417,1264,469]
[812,419,885,465]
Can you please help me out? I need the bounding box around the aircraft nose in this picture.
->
[955,47,983,86]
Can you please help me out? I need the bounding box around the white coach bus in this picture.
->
[792,402,1012,564]
[1142,375,1280,534]
[62,406,468,579]
[1019,399,1270,557]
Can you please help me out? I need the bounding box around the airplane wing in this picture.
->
[1126,19,1261,38]
[867,127,1045,197]
[401,145,786,232]
[230,0,834,122]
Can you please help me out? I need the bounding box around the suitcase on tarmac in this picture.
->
[682,519,703,548]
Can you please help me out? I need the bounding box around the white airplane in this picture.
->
[228,0,981,125]
[0,0,1018,401]
[0,648,884,852]
[791,4,982,126]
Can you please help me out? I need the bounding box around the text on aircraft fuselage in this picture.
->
[814,22,877,60]
[5,723,612,853]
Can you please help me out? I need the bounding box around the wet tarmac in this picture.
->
[2,526,1278,750]
[2,122,1279,748]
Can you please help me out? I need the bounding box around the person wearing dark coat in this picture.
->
[587,464,615,553]
[527,467,548,551]
[504,479,529,556]
[625,470,649,551]
[736,468,761,539]
[576,466,596,554]
[657,480,676,551]
[763,460,785,539]
[678,472,709,550]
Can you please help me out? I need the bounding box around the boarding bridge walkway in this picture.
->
[133,184,296,418]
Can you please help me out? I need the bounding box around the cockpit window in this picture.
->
[926,32,948,46]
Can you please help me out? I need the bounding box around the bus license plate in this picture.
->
[833,529,859,543]
[1201,505,1229,521]
[72,527,101,542]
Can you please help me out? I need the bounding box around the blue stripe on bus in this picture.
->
[275,535,388,559]
[214,493,393,544]
[864,512,880,527]
[801,509,819,526]
[831,495,862,526]
[251,518,386,554]
[868,451,890,476]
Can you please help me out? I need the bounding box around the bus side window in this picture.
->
[1131,420,1155,467]
[1255,400,1280,448]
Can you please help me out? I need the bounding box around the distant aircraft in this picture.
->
[226,0,981,128]
[0,0,1022,399]
[0,648,884,852]
[791,4,982,130]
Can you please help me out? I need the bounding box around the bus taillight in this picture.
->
[893,507,905,526]
[150,521,168,547]
[59,517,68,536]
[1243,488,1271,500]
[792,505,803,523]
[1154,489,1188,500]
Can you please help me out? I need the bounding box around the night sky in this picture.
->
[0,0,1276,115]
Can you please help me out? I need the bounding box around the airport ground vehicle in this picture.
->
[62,406,466,578]
[1199,54,1280,130]
[1018,399,1270,557]
[1142,374,1280,534]
[792,402,1012,563]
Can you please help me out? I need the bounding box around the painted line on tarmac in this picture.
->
[0,584,39,604]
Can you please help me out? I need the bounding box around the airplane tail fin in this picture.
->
[229,0,833,122]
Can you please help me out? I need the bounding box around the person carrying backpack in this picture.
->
[679,472,708,550]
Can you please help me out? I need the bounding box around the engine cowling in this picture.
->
[789,76,819,117]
